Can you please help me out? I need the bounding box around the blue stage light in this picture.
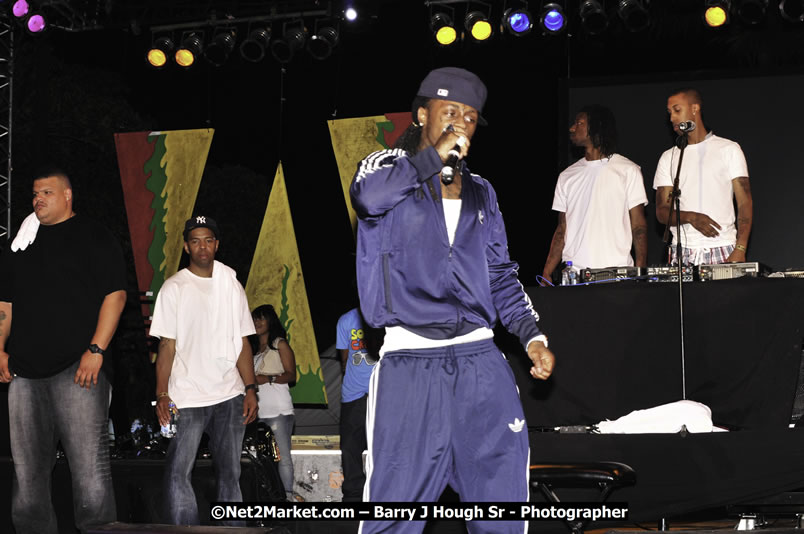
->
[541,3,566,34]
[504,8,533,35]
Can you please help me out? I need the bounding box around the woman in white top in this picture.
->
[251,304,296,501]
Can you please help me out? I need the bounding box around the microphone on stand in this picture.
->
[440,125,467,185]
[675,121,696,148]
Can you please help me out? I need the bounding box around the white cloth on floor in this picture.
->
[596,400,721,434]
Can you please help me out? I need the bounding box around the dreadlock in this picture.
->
[393,96,431,155]
[580,105,618,157]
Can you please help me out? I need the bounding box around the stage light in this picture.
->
[12,0,28,18]
[271,24,306,63]
[540,3,566,34]
[580,0,608,35]
[204,30,236,67]
[735,0,768,24]
[465,11,493,41]
[779,0,804,23]
[26,12,45,33]
[618,0,650,32]
[431,12,457,45]
[344,7,358,21]
[240,28,271,62]
[308,25,339,60]
[503,7,533,36]
[704,0,730,27]
[175,33,203,68]
[147,36,174,68]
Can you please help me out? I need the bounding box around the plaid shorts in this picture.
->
[670,244,735,266]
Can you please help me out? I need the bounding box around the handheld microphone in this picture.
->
[678,121,696,133]
[440,135,466,185]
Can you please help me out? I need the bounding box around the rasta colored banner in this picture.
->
[328,112,409,238]
[115,129,213,318]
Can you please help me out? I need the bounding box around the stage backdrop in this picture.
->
[116,134,327,405]
[328,112,409,236]
[246,163,326,404]
[114,129,213,316]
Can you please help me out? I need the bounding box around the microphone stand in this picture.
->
[662,131,689,400]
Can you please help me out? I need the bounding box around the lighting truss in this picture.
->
[0,18,10,242]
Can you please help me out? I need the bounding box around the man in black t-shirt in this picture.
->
[0,169,127,534]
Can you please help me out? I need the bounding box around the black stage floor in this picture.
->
[3,453,804,534]
[0,456,474,534]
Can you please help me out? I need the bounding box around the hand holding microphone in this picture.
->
[437,123,469,185]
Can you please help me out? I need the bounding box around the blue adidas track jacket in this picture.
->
[350,145,542,349]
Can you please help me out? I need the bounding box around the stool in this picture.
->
[530,462,636,534]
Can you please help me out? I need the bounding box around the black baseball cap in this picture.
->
[414,67,488,125]
[183,215,219,241]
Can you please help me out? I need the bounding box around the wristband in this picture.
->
[157,391,169,399]
[245,383,258,392]
[735,244,747,252]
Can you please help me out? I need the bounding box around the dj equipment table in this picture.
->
[509,278,804,430]
[528,429,804,523]
[503,278,804,524]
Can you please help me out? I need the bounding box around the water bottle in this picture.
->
[568,265,578,285]
[160,401,178,438]
[561,261,578,286]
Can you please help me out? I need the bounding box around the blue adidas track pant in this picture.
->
[359,338,530,534]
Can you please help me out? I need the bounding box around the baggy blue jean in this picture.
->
[163,394,247,525]
[8,360,116,534]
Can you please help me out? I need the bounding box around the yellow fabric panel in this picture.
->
[246,163,326,404]
[160,129,214,280]
[327,116,386,238]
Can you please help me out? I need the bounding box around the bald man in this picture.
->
[654,88,753,265]
[0,168,127,534]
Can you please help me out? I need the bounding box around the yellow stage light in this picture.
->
[704,1,730,27]
[175,33,203,68]
[146,37,173,69]
[465,11,492,41]
[436,25,457,44]
[175,49,194,67]
[431,12,457,46]
[147,49,167,68]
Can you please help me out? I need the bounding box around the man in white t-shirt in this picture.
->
[150,215,258,526]
[542,105,648,283]
[653,88,753,265]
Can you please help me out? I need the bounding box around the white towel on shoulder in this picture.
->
[10,213,40,252]
[210,260,247,373]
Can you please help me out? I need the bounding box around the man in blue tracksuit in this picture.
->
[350,67,556,534]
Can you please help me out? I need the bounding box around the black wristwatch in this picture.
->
[245,383,258,393]
[88,344,106,356]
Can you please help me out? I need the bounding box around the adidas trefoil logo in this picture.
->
[508,418,525,433]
